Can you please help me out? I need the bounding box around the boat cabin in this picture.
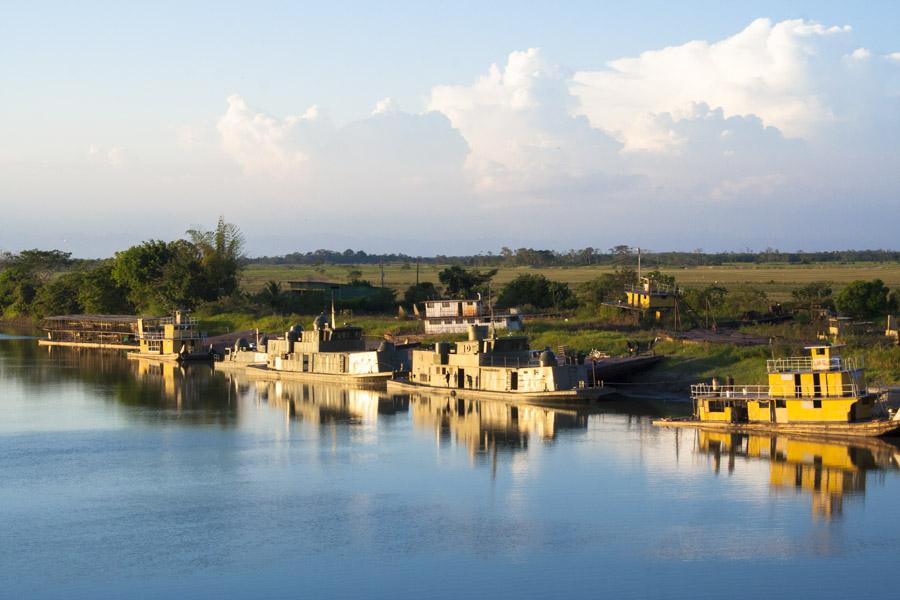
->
[136,311,206,357]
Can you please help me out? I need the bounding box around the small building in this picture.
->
[285,280,384,302]
[422,299,523,335]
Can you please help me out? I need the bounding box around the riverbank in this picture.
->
[195,310,900,393]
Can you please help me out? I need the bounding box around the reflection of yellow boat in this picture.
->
[654,345,900,437]
[696,431,900,518]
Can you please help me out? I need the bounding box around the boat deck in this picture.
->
[652,417,900,438]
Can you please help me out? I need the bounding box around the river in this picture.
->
[2,334,899,599]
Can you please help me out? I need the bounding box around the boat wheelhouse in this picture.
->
[128,311,211,362]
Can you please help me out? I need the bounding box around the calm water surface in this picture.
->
[2,333,900,599]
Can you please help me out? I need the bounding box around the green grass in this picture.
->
[242,261,900,302]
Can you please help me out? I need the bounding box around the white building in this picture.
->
[423,299,523,335]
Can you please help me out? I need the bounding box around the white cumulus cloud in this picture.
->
[571,18,865,149]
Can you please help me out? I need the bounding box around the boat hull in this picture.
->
[238,364,394,386]
[386,378,614,405]
[651,417,900,438]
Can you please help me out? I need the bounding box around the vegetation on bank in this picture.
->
[2,223,899,387]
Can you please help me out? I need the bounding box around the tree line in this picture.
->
[246,247,900,268]
[0,218,244,318]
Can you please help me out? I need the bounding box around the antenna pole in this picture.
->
[637,246,641,283]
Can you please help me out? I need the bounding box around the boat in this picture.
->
[387,324,614,404]
[222,311,409,385]
[127,311,213,362]
[653,344,900,437]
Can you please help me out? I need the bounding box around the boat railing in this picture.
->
[140,331,204,341]
[477,355,545,368]
[625,283,677,296]
[691,383,862,400]
[766,356,862,373]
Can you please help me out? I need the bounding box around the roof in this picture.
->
[41,314,143,323]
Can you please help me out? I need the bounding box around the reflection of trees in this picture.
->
[697,431,900,519]
[0,340,237,426]
[408,392,588,459]
[220,371,408,425]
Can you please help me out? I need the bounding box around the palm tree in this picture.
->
[186,217,246,296]
[259,280,283,314]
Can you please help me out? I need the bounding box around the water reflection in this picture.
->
[0,340,238,426]
[406,391,588,459]
[697,431,900,519]
[220,371,408,425]
[126,358,237,425]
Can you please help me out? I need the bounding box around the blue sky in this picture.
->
[1,2,898,256]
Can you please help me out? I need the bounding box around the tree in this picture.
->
[78,263,133,314]
[31,272,83,317]
[112,239,210,311]
[576,268,636,306]
[835,279,897,318]
[6,249,73,281]
[258,280,283,314]
[792,281,833,311]
[438,266,497,298]
[497,274,574,311]
[111,239,173,309]
[403,282,438,304]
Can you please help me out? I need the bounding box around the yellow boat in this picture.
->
[653,344,900,437]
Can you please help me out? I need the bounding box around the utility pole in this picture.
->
[415,256,420,287]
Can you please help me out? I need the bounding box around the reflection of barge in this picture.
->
[387,325,619,404]
[654,345,900,437]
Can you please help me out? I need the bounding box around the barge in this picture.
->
[387,325,614,404]
[217,310,408,385]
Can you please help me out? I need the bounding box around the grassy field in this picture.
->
[242,262,900,301]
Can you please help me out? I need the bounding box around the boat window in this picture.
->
[707,401,725,412]
[813,399,822,408]
[758,400,770,408]
[775,399,786,408]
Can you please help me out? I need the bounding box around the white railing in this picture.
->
[691,383,861,400]
[766,356,862,373]
[625,283,676,295]
[140,331,203,341]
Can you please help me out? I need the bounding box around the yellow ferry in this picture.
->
[654,344,900,437]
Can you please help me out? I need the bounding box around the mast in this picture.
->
[331,290,336,329]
